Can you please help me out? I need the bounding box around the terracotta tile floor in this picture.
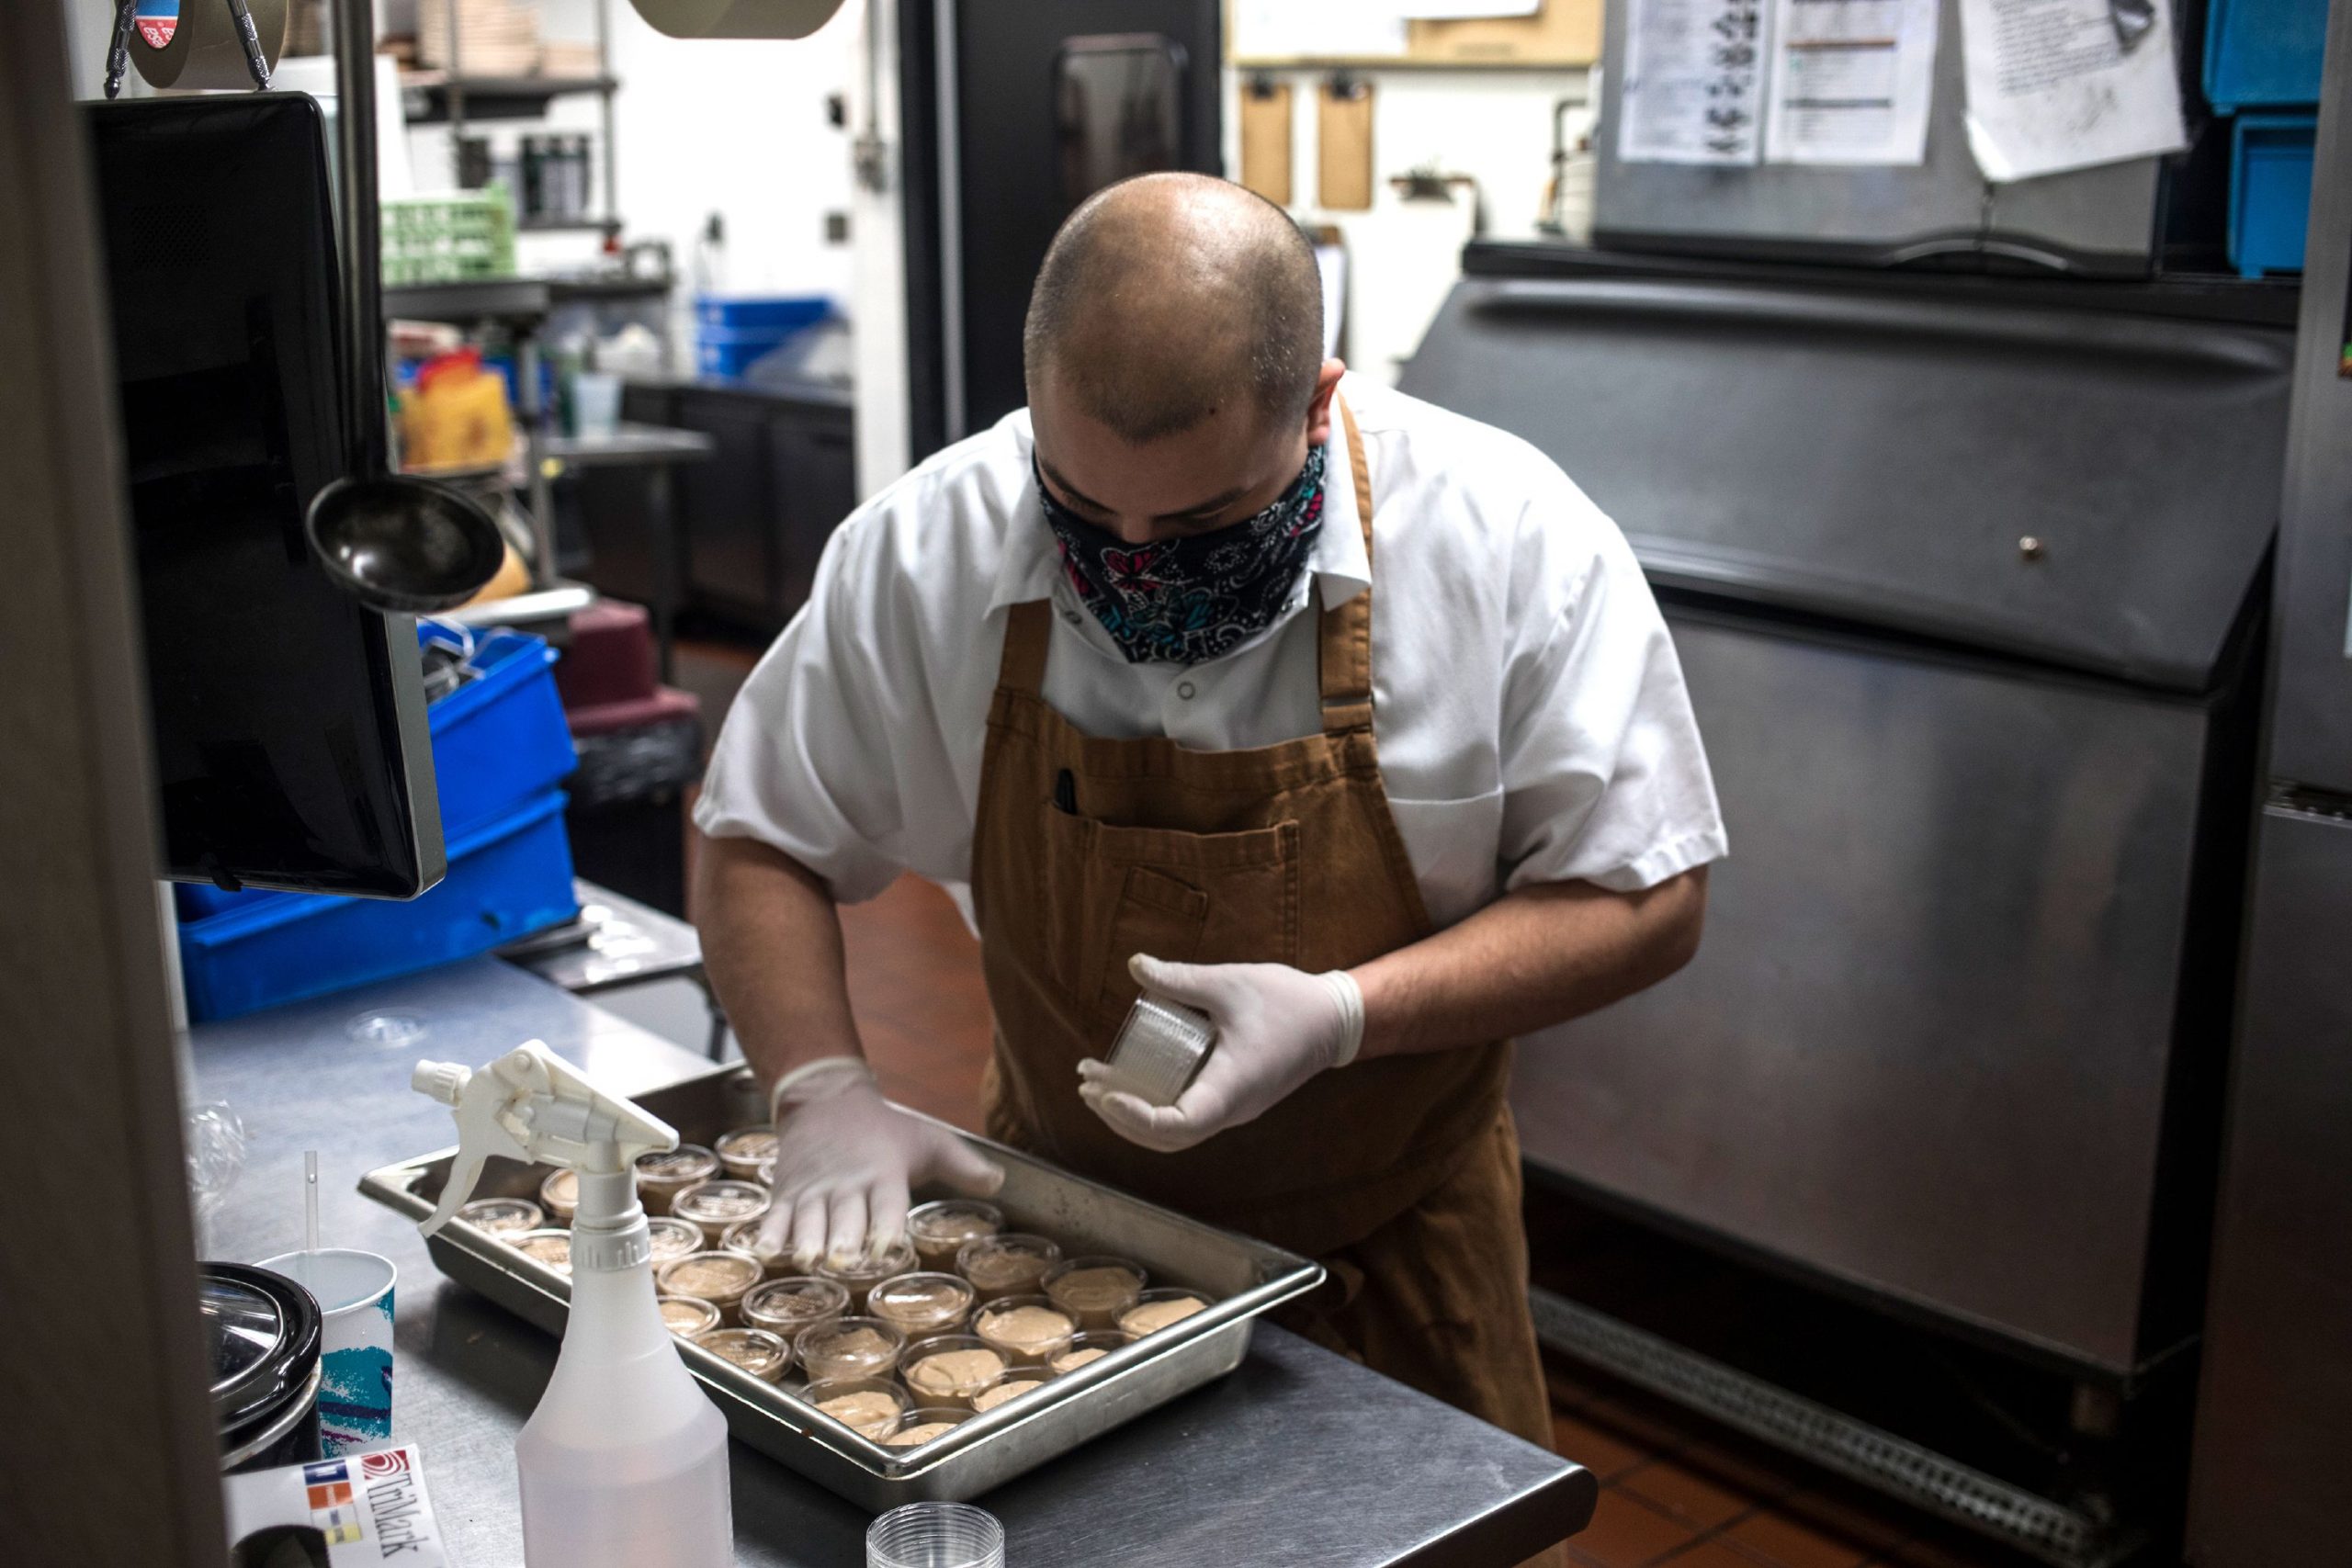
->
[675,636,2056,1568]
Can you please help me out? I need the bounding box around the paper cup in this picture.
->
[260,1248,396,1456]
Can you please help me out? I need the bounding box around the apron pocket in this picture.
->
[1086,818,1301,1024]
[1094,867,1209,1017]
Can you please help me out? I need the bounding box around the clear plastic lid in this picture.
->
[673,1179,772,1237]
[972,1296,1077,1366]
[458,1196,546,1236]
[969,1369,1049,1413]
[799,1376,908,1440]
[1042,1257,1147,1328]
[635,1143,720,1195]
[658,1294,723,1337]
[714,1125,778,1179]
[819,1239,919,1310]
[513,1229,573,1274]
[866,1271,977,1337]
[954,1234,1060,1300]
[693,1325,791,1382]
[647,1215,707,1264]
[538,1168,579,1220]
[741,1276,851,1336]
[1118,1287,1211,1337]
[794,1315,907,1381]
[883,1409,971,1449]
[906,1200,1003,1267]
[1102,995,1216,1106]
[657,1249,762,1305]
[721,1217,783,1269]
[899,1336,1007,1405]
[1048,1329,1134,1374]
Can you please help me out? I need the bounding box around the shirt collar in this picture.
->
[987,404,1371,621]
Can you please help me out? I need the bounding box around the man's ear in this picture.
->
[1304,359,1347,446]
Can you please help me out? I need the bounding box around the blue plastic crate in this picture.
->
[694,335,788,379]
[2204,0,2326,111]
[175,625,574,919]
[2231,115,2316,278]
[177,789,580,1022]
[693,294,831,333]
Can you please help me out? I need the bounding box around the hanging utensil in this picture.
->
[304,0,504,613]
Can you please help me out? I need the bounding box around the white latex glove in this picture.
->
[757,1056,1003,1269]
[1077,954,1366,1154]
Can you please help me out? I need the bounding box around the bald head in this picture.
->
[1023,174,1324,446]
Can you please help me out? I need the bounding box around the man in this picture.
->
[695,173,1724,1453]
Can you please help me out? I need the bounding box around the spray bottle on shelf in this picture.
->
[415,1042,732,1568]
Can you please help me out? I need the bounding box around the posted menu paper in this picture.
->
[1764,0,1939,164]
[1619,0,1770,164]
[1957,0,2185,180]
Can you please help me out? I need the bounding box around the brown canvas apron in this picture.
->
[969,400,1555,1459]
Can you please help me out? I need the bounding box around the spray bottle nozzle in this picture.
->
[414,1040,679,1239]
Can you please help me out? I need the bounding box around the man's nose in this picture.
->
[1106,517,1162,547]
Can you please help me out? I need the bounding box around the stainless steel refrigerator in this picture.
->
[2185,5,2352,1562]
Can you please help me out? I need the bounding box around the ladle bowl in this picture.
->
[307,475,506,613]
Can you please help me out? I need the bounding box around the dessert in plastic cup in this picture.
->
[634,1143,719,1216]
[899,1335,1006,1408]
[741,1275,852,1338]
[714,1124,778,1181]
[656,1249,763,1324]
[458,1196,543,1237]
[867,1271,977,1338]
[818,1238,919,1313]
[1118,1287,1211,1337]
[907,1199,1003,1269]
[795,1314,908,1382]
[693,1325,792,1383]
[646,1215,707,1265]
[800,1375,908,1440]
[884,1407,972,1448]
[1048,1329,1133,1374]
[512,1228,572,1274]
[672,1178,771,1247]
[1042,1256,1147,1331]
[955,1234,1060,1303]
[658,1294,723,1338]
[969,1367,1049,1413]
[971,1295,1077,1368]
[537,1168,577,1225]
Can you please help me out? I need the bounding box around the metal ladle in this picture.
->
[304,0,504,613]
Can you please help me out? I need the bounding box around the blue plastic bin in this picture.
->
[693,295,832,333]
[175,625,574,919]
[2230,115,2317,277]
[2204,0,2326,111]
[176,790,580,1022]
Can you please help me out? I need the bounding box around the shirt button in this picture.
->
[1061,610,1081,626]
[1176,681,1197,700]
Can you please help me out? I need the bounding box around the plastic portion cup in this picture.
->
[741,1276,851,1337]
[722,1217,786,1278]
[538,1168,578,1225]
[803,1376,909,1440]
[714,1125,778,1181]
[1118,1287,1211,1337]
[866,1501,1005,1568]
[656,1250,763,1324]
[1048,1329,1133,1374]
[971,1295,1076,1368]
[866,1271,976,1339]
[658,1294,723,1338]
[634,1144,720,1216]
[1042,1256,1147,1331]
[672,1179,771,1247]
[512,1229,573,1274]
[794,1315,907,1382]
[693,1325,792,1383]
[646,1215,707,1265]
[458,1196,544,1237]
[256,1247,396,1457]
[954,1233,1060,1303]
[906,1200,1003,1270]
[969,1368,1049,1413]
[899,1336,1006,1409]
[883,1408,972,1449]
[817,1239,918,1313]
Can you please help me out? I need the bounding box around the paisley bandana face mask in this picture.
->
[1038,444,1327,666]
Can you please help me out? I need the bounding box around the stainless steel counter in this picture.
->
[191,958,1593,1566]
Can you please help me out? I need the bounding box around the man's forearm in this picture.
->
[1351,867,1707,1061]
[693,833,866,1089]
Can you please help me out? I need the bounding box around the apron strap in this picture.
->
[998,599,1054,696]
[1318,395,1376,734]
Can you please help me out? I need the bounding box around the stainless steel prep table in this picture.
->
[190,958,1593,1566]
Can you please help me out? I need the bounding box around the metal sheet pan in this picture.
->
[359,1062,1325,1510]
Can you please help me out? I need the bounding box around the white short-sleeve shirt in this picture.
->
[695,376,1726,931]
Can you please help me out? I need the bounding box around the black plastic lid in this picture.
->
[198,1262,322,1442]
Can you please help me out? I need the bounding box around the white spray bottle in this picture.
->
[414,1042,732,1568]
